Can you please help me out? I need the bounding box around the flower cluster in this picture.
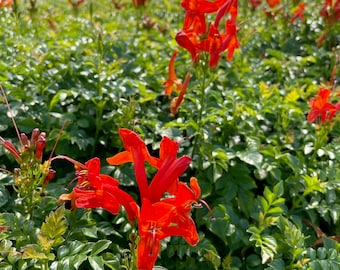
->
[307,88,340,124]
[59,128,204,270]
[162,0,240,115]
[320,0,340,25]
[0,128,55,213]
[175,0,239,68]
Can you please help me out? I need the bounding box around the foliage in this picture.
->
[0,0,339,269]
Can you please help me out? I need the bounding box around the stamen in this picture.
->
[66,176,81,190]
[148,225,159,257]
[51,155,87,170]
[196,199,215,221]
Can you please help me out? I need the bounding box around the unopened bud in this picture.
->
[0,137,21,162]
[20,133,29,150]
[43,169,56,186]
[35,132,46,160]
[30,128,40,147]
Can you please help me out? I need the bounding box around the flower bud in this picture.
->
[0,137,21,162]
[30,128,40,147]
[20,133,29,150]
[35,132,46,160]
[43,169,56,186]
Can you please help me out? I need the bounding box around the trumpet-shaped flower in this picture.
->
[290,3,306,25]
[170,72,191,115]
[307,88,338,123]
[107,129,159,199]
[107,128,192,203]
[59,157,138,221]
[320,0,340,25]
[137,178,201,270]
[181,0,227,33]
[163,50,183,96]
[266,0,280,8]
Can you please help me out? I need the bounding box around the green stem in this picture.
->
[191,58,210,163]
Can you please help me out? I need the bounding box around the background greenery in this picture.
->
[0,0,339,269]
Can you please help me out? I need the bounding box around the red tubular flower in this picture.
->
[249,0,262,9]
[170,72,191,115]
[266,0,280,8]
[147,152,192,204]
[59,157,139,221]
[307,88,338,123]
[106,129,159,199]
[220,19,240,61]
[196,24,225,67]
[137,178,201,270]
[175,30,199,63]
[290,3,306,25]
[107,128,192,203]
[320,0,340,25]
[163,50,183,96]
[161,177,200,245]
[137,199,175,270]
[214,0,237,28]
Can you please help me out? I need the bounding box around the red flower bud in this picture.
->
[43,169,56,186]
[0,137,21,162]
[35,132,46,160]
[30,128,40,147]
[20,133,29,149]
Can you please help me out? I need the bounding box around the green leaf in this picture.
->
[237,150,263,169]
[40,205,67,248]
[22,244,50,260]
[208,205,230,242]
[88,256,104,270]
[0,185,9,208]
[90,240,111,256]
[261,235,278,264]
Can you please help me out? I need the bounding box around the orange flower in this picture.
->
[266,0,280,8]
[163,50,182,96]
[249,0,262,9]
[170,72,191,115]
[137,178,201,270]
[320,0,340,25]
[59,157,138,221]
[107,128,192,203]
[307,88,338,123]
[0,0,13,7]
[290,3,306,25]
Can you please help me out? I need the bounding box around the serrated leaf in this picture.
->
[261,235,278,264]
[40,205,67,248]
[22,244,49,260]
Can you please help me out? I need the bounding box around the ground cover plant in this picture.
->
[0,0,339,269]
